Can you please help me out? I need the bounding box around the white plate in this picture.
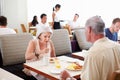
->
[50,69,62,74]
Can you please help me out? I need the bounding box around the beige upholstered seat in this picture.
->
[74,28,92,50]
[0,33,33,66]
[51,29,72,56]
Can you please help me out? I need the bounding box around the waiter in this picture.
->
[52,4,61,29]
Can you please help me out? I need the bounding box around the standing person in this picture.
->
[23,26,56,80]
[0,16,16,35]
[60,16,120,80]
[105,18,120,41]
[31,15,38,26]
[52,4,61,29]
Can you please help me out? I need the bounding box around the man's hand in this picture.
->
[60,70,71,80]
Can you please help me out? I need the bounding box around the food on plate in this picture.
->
[67,63,82,70]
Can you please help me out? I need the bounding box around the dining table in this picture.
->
[72,50,88,60]
[24,56,84,80]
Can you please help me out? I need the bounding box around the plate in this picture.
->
[66,59,77,63]
[50,69,62,74]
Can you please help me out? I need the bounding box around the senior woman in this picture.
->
[23,26,55,80]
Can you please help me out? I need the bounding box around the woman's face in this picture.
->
[56,7,60,11]
[38,32,51,43]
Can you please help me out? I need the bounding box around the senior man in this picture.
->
[60,16,120,80]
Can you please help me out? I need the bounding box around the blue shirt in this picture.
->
[105,28,118,41]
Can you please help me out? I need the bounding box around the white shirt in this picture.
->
[53,11,61,22]
[36,22,49,31]
[68,20,80,29]
[0,28,16,35]
[81,37,120,80]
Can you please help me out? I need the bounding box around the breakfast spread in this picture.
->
[66,63,82,70]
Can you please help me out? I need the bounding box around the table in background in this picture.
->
[0,68,24,80]
[29,27,36,33]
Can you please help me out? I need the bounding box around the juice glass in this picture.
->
[54,59,61,69]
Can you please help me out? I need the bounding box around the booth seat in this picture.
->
[0,29,92,80]
[0,29,72,80]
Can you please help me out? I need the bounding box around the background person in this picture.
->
[0,16,16,35]
[105,18,120,41]
[23,26,55,80]
[52,4,61,29]
[68,13,80,30]
[36,13,49,31]
[64,13,80,34]
[60,16,120,80]
[39,13,48,26]
[31,15,38,26]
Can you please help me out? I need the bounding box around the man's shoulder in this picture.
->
[87,40,120,58]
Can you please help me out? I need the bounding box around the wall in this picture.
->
[27,0,120,27]
[2,0,27,33]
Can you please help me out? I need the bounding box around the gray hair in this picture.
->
[85,16,105,34]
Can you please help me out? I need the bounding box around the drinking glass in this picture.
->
[54,59,61,69]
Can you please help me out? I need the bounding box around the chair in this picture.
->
[14,28,18,33]
[28,22,32,27]
[51,29,72,56]
[28,22,33,33]
[63,24,72,35]
[0,33,36,80]
[49,22,53,29]
[0,33,33,66]
[28,22,36,36]
[74,28,92,50]
[20,24,27,33]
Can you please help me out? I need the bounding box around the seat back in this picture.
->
[0,33,33,66]
[51,29,72,56]
[21,24,27,33]
[28,22,32,27]
[74,28,92,50]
